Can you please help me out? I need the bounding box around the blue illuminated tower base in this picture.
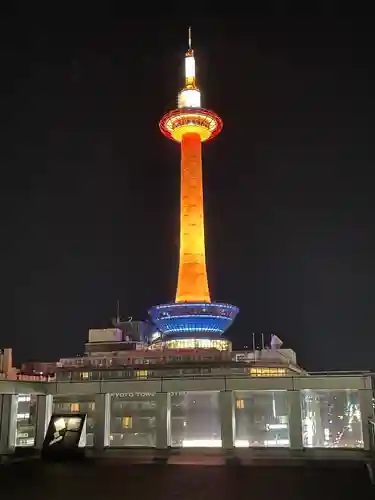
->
[148,302,239,350]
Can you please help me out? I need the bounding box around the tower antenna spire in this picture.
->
[188,26,192,50]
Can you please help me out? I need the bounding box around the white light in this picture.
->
[263,439,290,446]
[18,395,31,402]
[267,424,288,430]
[234,440,249,447]
[17,432,29,438]
[151,332,161,341]
[54,417,67,432]
[185,56,195,79]
[305,417,314,446]
[17,438,34,446]
[16,413,30,420]
[178,89,201,109]
[272,395,276,418]
[182,439,222,448]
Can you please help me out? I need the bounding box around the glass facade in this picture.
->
[1,380,370,452]
[234,391,290,447]
[170,391,221,447]
[53,395,95,446]
[109,392,157,447]
[171,391,221,448]
[301,390,363,448]
[16,394,37,447]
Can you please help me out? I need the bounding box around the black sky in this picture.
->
[1,9,375,370]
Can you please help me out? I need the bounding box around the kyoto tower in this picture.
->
[149,29,238,350]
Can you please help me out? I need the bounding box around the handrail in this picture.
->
[54,371,374,382]
[55,367,373,377]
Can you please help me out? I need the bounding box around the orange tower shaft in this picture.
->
[176,132,210,303]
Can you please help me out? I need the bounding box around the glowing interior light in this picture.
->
[151,332,161,341]
[182,439,222,447]
[185,56,195,79]
[178,89,201,108]
[18,395,31,402]
[235,440,250,447]
[305,417,314,446]
[267,424,288,430]
[263,439,290,446]
[53,417,67,432]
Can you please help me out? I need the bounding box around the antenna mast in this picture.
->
[116,299,120,324]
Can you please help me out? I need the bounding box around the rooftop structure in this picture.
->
[1,348,53,381]
[54,324,304,380]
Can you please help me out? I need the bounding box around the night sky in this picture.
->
[2,10,375,371]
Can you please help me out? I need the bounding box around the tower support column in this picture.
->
[176,132,210,303]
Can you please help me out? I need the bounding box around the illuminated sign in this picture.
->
[113,392,155,398]
[112,392,187,398]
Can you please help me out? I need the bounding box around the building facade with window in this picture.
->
[0,372,373,456]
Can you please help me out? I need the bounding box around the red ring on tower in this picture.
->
[159,107,223,143]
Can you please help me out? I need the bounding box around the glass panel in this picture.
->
[16,394,38,447]
[170,391,221,447]
[234,391,290,447]
[53,395,95,446]
[301,390,363,448]
[109,392,157,447]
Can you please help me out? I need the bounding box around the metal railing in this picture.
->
[55,370,373,383]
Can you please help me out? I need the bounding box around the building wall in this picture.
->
[88,329,123,343]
